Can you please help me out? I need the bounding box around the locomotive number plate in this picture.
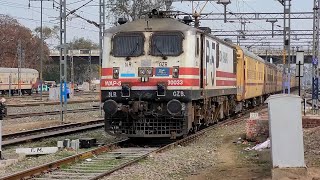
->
[168,80,183,86]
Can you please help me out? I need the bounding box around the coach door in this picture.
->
[200,34,204,89]
[204,38,216,88]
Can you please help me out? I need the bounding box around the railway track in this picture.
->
[6,107,100,119]
[6,99,99,107]
[0,105,266,180]
[2,91,98,99]
[2,120,104,147]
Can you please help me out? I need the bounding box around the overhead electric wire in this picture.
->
[67,0,86,5]
[66,0,94,17]
[53,0,100,28]
[0,0,99,32]
[208,1,239,31]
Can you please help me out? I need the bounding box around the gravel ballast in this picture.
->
[6,102,99,115]
[102,122,245,180]
[0,129,121,178]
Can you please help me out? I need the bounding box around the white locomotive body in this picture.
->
[101,15,237,138]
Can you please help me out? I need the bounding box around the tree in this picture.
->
[34,25,59,40]
[0,14,51,69]
[68,37,99,50]
[107,0,165,22]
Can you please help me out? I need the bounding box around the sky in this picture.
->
[0,0,314,49]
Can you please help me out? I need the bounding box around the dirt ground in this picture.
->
[186,131,272,180]
[187,126,320,180]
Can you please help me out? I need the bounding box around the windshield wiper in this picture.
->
[126,42,139,60]
[154,43,167,60]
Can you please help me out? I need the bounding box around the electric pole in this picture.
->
[17,40,22,96]
[312,0,320,112]
[29,0,53,100]
[59,0,67,122]
[278,0,291,94]
[70,46,74,97]
[99,0,105,116]
[266,19,278,38]
[88,49,92,87]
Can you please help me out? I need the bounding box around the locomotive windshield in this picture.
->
[112,33,144,57]
[151,32,183,56]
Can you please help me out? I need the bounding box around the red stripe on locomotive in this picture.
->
[216,71,236,78]
[101,67,200,76]
[101,78,200,87]
[216,80,236,86]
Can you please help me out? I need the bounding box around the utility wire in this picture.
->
[66,0,94,17]
[53,0,100,28]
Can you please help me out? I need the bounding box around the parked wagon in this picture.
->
[0,68,39,95]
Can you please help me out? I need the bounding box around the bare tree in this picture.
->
[107,0,165,22]
[0,14,51,69]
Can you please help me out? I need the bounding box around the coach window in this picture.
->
[112,33,144,57]
[151,32,183,56]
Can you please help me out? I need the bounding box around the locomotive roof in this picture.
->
[0,68,39,74]
[105,17,235,47]
[105,18,196,34]
[106,18,281,68]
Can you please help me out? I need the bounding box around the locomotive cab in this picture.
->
[101,12,240,139]
[101,16,201,138]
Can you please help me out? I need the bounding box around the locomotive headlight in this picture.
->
[139,67,153,78]
[140,69,146,75]
[113,67,120,79]
[172,66,179,78]
[146,68,153,75]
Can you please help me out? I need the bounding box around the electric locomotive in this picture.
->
[101,10,238,138]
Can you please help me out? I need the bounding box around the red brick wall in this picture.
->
[302,117,320,128]
[246,116,269,142]
[246,116,320,142]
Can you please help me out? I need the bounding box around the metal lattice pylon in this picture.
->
[312,0,320,111]
[99,0,105,116]
[59,0,67,121]
[281,0,291,94]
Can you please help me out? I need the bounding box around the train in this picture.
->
[101,10,298,139]
[0,68,39,95]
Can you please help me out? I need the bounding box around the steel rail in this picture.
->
[6,107,99,119]
[2,119,104,146]
[6,99,99,107]
[0,139,127,180]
